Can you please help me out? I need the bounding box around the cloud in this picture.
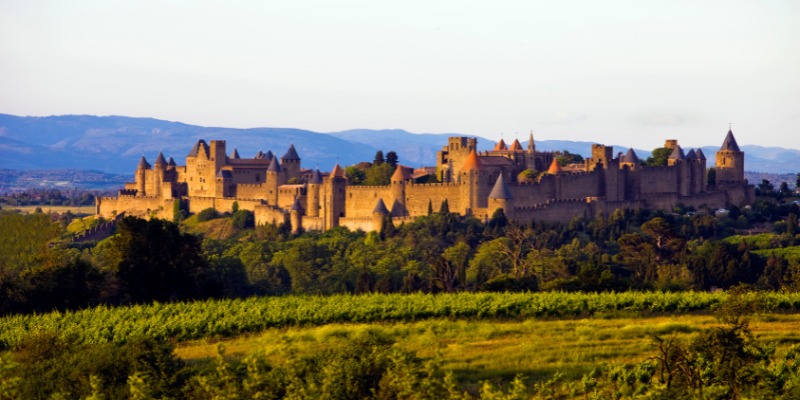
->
[544,112,587,124]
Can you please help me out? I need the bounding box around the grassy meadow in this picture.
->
[174,313,800,387]
[8,204,96,215]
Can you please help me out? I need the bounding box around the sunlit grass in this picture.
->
[175,314,800,385]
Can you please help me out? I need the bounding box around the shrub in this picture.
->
[196,208,219,222]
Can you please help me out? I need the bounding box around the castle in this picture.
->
[97,129,755,232]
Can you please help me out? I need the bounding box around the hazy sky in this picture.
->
[2,0,798,150]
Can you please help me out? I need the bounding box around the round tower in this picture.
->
[715,128,744,184]
[324,164,347,229]
[459,149,487,214]
[372,198,390,233]
[136,156,151,197]
[306,168,323,217]
[390,165,411,217]
[154,152,166,197]
[280,144,302,182]
[488,174,514,219]
[266,157,282,206]
[290,198,303,235]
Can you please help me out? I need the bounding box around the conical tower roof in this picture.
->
[267,156,282,172]
[695,148,707,160]
[168,157,176,167]
[668,145,685,160]
[138,156,151,169]
[461,149,483,172]
[623,148,640,164]
[265,150,274,160]
[509,139,522,151]
[308,168,323,184]
[291,198,303,212]
[489,174,513,199]
[154,152,166,165]
[493,139,508,151]
[373,198,389,214]
[282,144,300,160]
[230,148,240,159]
[721,129,740,152]
[391,165,412,181]
[330,163,344,178]
[547,158,562,174]
[187,139,209,157]
[254,150,265,159]
[685,149,697,160]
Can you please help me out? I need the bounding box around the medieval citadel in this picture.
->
[97,129,755,232]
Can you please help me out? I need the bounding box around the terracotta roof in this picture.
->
[461,149,483,171]
[391,165,413,181]
[488,174,513,199]
[138,156,151,169]
[547,158,562,174]
[282,144,300,160]
[267,157,282,173]
[230,148,240,159]
[493,139,508,151]
[154,152,166,165]
[509,139,522,151]
[330,163,344,178]
[623,148,640,164]
[373,198,389,214]
[721,129,740,152]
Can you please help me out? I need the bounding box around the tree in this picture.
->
[757,179,775,197]
[517,168,539,183]
[345,166,366,185]
[106,217,207,303]
[373,150,385,165]
[364,163,393,185]
[646,147,672,167]
[385,151,398,168]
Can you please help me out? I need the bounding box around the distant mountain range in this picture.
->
[1,114,798,176]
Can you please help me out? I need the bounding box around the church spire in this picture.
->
[528,130,535,153]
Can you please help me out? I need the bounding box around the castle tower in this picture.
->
[493,139,508,151]
[153,152,166,197]
[215,170,233,197]
[266,157,282,206]
[715,128,744,184]
[696,149,707,192]
[459,149,488,214]
[230,148,240,159]
[686,149,700,195]
[136,156,151,197]
[324,164,347,229]
[621,148,640,171]
[488,174,514,220]
[527,131,535,153]
[186,140,211,197]
[589,144,613,171]
[668,145,691,196]
[390,165,412,216]
[509,139,522,152]
[281,144,302,182]
[372,198,390,232]
[290,198,303,235]
[306,168,323,218]
[209,140,227,172]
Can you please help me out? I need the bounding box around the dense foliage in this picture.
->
[2,194,800,316]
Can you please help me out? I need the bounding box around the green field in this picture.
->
[7,204,96,215]
[4,291,800,398]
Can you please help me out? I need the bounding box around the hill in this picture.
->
[2,114,798,177]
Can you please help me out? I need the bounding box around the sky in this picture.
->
[1,0,799,150]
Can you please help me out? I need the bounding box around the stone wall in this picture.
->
[344,185,393,218]
[97,195,175,220]
[405,182,462,216]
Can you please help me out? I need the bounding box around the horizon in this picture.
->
[1,112,791,153]
[2,1,798,150]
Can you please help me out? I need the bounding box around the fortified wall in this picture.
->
[98,128,755,232]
